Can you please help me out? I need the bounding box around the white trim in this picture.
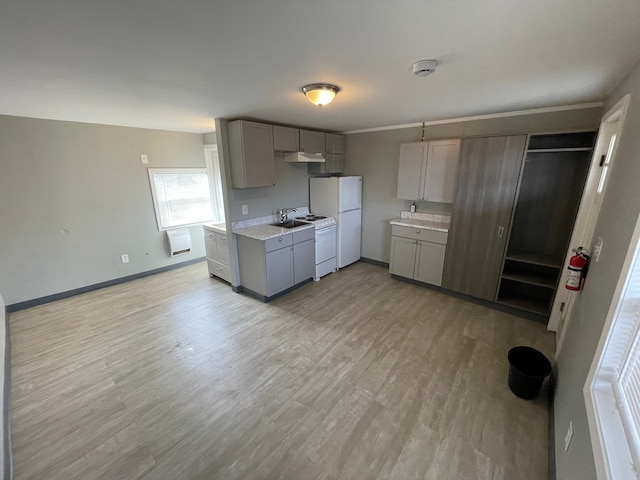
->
[552,94,632,339]
[342,102,604,134]
[584,210,640,480]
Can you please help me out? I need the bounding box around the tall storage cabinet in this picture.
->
[442,135,528,300]
[496,131,596,315]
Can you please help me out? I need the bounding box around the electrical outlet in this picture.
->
[120,254,130,264]
[564,421,574,451]
[140,154,148,164]
[242,205,248,215]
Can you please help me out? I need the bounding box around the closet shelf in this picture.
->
[501,271,557,289]
[527,147,593,153]
[505,251,563,269]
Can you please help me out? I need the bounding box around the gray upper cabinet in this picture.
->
[309,134,344,175]
[227,120,275,188]
[299,129,325,154]
[396,139,461,202]
[442,135,527,301]
[325,133,345,154]
[273,126,299,152]
[273,126,326,154]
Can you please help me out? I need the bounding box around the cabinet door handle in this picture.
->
[278,237,283,242]
[497,226,504,238]
[415,230,421,234]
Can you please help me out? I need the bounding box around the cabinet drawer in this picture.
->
[265,233,292,253]
[392,225,448,244]
[207,259,231,283]
[292,227,315,244]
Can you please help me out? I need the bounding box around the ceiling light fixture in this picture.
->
[301,83,340,107]
[412,59,438,77]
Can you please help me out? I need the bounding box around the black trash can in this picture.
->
[507,346,552,399]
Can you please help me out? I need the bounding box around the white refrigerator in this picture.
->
[309,176,362,268]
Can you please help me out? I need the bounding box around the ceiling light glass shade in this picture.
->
[302,84,340,107]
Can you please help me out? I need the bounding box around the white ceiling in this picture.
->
[1,0,639,134]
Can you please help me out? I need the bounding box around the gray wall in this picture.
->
[0,115,208,305]
[343,108,603,263]
[0,292,5,478]
[554,59,640,479]
[202,132,217,145]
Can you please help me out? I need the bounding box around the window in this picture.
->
[148,168,213,230]
[204,145,225,223]
[597,133,617,194]
[585,213,640,480]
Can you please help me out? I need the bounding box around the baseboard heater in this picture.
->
[166,228,192,257]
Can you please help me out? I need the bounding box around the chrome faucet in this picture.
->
[279,208,297,223]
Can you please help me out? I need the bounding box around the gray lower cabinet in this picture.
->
[237,227,315,299]
[293,238,315,284]
[442,135,527,301]
[389,225,448,286]
[204,228,231,283]
[265,245,294,296]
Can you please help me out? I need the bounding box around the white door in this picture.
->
[551,95,631,352]
[337,209,362,268]
[338,176,362,212]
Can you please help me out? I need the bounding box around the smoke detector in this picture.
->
[412,59,438,77]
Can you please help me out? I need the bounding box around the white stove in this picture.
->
[294,211,337,280]
[295,214,337,229]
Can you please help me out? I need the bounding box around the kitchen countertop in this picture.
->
[203,222,227,234]
[390,218,449,232]
[390,211,450,232]
[233,222,314,241]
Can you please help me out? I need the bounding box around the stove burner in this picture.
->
[302,215,326,220]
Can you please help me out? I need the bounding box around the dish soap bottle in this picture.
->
[410,202,416,213]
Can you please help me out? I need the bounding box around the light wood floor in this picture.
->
[10,261,554,480]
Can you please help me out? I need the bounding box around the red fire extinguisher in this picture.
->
[566,247,590,291]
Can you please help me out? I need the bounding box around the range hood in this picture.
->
[284,152,326,163]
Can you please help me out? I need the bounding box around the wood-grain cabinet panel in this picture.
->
[442,135,527,301]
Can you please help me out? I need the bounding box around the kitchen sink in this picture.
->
[270,220,309,229]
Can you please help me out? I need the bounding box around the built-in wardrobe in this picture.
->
[442,131,596,320]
